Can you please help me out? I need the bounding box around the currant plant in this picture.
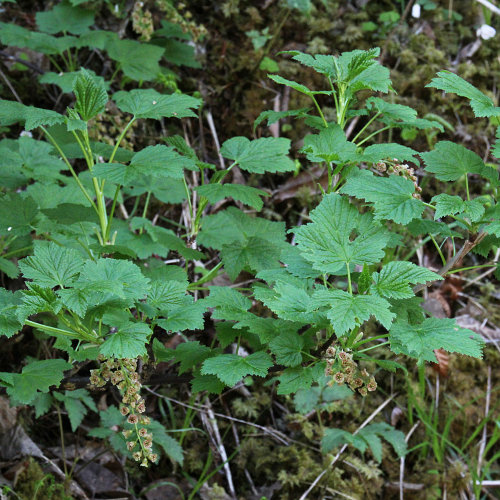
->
[0,1,199,85]
[0,63,297,465]
[0,46,498,470]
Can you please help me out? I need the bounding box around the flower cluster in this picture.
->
[376,158,422,199]
[324,348,377,397]
[90,357,157,466]
[132,1,154,41]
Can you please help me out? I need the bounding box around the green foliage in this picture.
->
[389,318,484,362]
[0,359,71,404]
[293,193,391,274]
[322,423,407,462]
[220,136,295,173]
[427,71,500,117]
[0,34,496,481]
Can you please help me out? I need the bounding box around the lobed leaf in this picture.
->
[113,89,201,119]
[427,71,500,118]
[340,169,424,224]
[389,317,484,362]
[201,352,273,386]
[293,193,391,274]
[220,136,295,174]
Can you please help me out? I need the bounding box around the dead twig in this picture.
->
[201,397,236,498]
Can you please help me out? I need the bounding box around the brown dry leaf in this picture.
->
[432,349,450,377]
[0,396,18,433]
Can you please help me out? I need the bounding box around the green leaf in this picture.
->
[0,258,19,279]
[169,341,213,374]
[0,136,65,185]
[366,97,444,131]
[321,428,355,453]
[195,184,269,211]
[340,169,424,224]
[300,125,357,163]
[421,142,493,182]
[107,38,164,81]
[33,393,53,418]
[268,74,318,96]
[36,3,94,35]
[204,286,251,320]
[157,301,206,332]
[0,100,65,130]
[254,108,310,131]
[286,0,311,12]
[146,420,183,465]
[312,289,395,335]
[407,218,459,238]
[73,68,108,121]
[426,71,500,118]
[40,69,109,94]
[492,126,500,159]
[0,359,71,404]
[361,143,419,163]
[113,89,201,119]
[0,22,80,55]
[220,136,295,174]
[269,330,304,366]
[130,145,195,179]
[371,261,442,299]
[80,258,149,301]
[293,193,391,274]
[147,280,189,311]
[0,289,23,337]
[389,318,484,362]
[322,423,407,461]
[366,422,407,459]
[54,389,97,431]
[431,194,485,222]
[253,280,318,324]
[19,242,85,288]
[0,193,38,236]
[276,364,324,395]
[100,321,151,359]
[201,352,273,386]
[198,208,286,280]
[191,374,225,394]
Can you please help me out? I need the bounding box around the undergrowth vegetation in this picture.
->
[0,0,499,498]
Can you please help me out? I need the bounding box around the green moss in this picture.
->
[15,459,73,500]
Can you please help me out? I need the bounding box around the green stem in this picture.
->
[352,112,382,143]
[346,264,352,295]
[71,130,93,167]
[41,127,97,211]
[109,117,136,164]
[465,174,470,201]
[429,234,446,266]
[446,264,497,274]
[25,319,84,340]
[311,96,328,128]
[353,334,388,347]
[139,192,152,235]
[356,126,392,147]
[327,162,332,193]
[2,245,32,259]
[105,185,121,242]
[56,404,69,477]
[47,55,64,73]
[358,341,389,353]
[187,262,223,289]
